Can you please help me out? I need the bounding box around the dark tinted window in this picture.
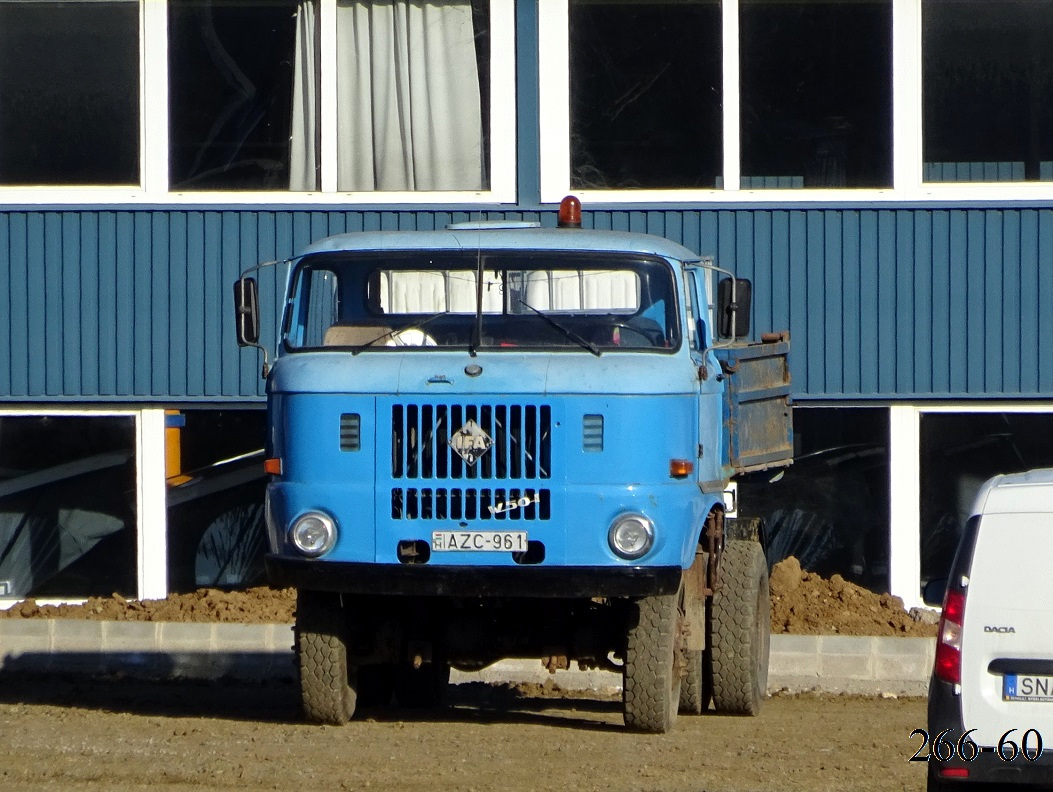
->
[0,1,139,185]
[740,0,893,189]
[168,0,301,190]
[569,0,722,189]
[924,0,1053,182]
[0,416,137,599]
[919,413,1053,590]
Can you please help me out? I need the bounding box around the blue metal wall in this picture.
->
[2,205,1052,403]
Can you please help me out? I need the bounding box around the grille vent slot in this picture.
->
[340,413,361,451]
[582,414,604,452]
[391,487,551,521]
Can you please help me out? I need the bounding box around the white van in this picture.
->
[927,468,1053,791]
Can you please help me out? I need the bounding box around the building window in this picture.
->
[923,0,1053,183]
[568,0,721,190]
[166,0,504,197]
[168,0,301,191]
[167,411,267,592]
[737,407,890,593]
[0,416,137,599]
[740,0,893,189]
[0,1,139,186]
[919,413,1053,594]
[325,0,491,191]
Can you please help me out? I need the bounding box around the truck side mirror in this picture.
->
[717,277,751,339]
[234,277,260,346]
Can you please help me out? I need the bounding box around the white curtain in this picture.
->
[289,1,319,190]
[290,0,485,192]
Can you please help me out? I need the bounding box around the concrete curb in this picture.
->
[0,621,934,696]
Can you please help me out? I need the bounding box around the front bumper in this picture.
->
[266,555,682,598]
[928,677,1053,786]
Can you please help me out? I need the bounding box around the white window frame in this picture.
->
[540,0,1053,205]
[889,402,1053,611]
[0,0,516,206]
[0,407,168,607]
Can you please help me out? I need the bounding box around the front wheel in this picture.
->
[623,592,682,733]
[296,589,358,724]
[709,540,770,715]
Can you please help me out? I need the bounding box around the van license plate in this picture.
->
[1004,674,1053,702]
[432,531,528,552]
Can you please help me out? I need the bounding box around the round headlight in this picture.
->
[608,513,654,560]
[290,512,337,557]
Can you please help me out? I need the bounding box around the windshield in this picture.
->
[283,251,680,353]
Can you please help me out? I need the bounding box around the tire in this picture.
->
[710,539,769,715]
[623,591,682,733]
[679,649,708,715]
[394,662,451,709]
[295,589,358,724]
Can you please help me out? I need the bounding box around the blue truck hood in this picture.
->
[268,350,697,396]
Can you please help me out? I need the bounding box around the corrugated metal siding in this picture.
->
[2,207,1052,403]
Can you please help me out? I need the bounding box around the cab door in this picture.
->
[684,265,725,491]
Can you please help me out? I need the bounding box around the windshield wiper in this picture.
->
[513,295,602,357]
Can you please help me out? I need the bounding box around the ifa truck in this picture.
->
[234,197,792,733]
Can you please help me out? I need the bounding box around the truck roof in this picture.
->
[298,226,701,264]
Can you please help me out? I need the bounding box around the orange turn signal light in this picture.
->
[264,457,283,476]
[670,459,694,478]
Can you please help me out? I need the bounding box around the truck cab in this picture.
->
[235,200,792,733]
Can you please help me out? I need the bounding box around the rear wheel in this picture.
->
[623,591,682,733]
[709,540,769,715]
[679,648,710,715]
[296,589,358,724]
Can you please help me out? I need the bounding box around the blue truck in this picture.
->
[234,198,792,733]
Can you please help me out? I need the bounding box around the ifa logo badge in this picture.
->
[448,419,493,466]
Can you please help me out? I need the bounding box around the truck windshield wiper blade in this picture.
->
[514,296,602,357]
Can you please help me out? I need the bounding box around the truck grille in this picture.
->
[391,403,552,481]
[390,487,551,521]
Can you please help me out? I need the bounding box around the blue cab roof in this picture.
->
[299,226,701,264]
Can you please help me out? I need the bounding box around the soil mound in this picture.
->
[0,556,938,637]
[769,556,937,637]
[0,587,297,624]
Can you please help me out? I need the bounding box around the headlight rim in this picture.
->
[289,511,337,558]
[607,512,655,560]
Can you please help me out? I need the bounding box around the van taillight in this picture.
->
[934,588,966,684]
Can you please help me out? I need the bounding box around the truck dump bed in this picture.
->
[713,337,793,475]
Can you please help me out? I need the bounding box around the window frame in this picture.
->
[0,0,516,206]
[539,0,1053,204]
[0,407,168,605]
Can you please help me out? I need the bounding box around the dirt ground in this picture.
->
[0,675,927,792]
[0,555,939,638]
[0,557,934,791]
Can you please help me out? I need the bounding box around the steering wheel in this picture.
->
[606,322,663,347]
[386,328,438,347]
